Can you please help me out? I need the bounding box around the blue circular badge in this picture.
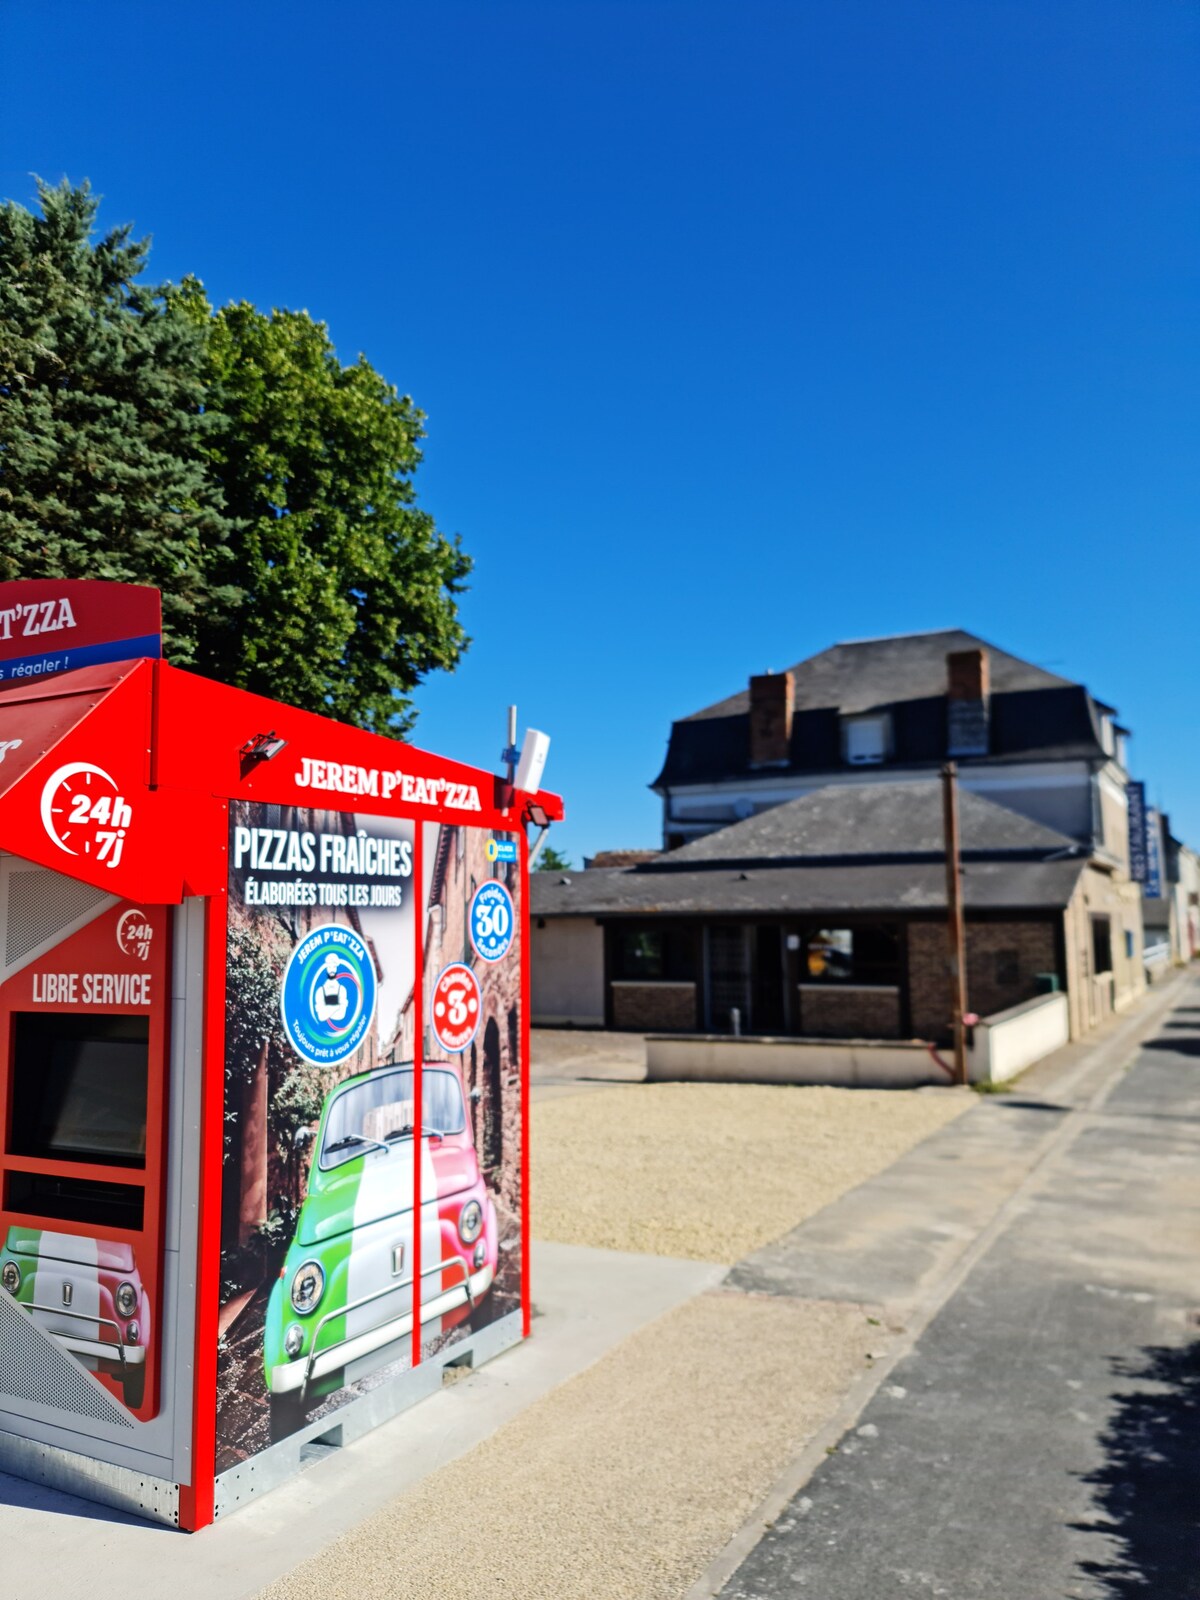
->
[469,881,515,964]
[280,923,377,1066]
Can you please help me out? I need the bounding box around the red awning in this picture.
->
[0,663,137,803]
[0,660,222,903]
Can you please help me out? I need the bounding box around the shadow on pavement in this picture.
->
[1074,1339,1200,1597]
[1142,1036,1200,1057]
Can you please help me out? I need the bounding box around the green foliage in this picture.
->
[195,298,472,735]
[0,182,470,730]
[223,920,287,1154]
[0,180,239,663]
[534,843,574,872]
[269,1067,324,1160]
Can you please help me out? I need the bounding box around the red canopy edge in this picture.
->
[0,659,563,905]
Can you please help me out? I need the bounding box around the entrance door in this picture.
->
[706,925,750,1033]
[752,926,785,1036]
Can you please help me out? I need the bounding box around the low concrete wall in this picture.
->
[644,1034,944,1089]
[968,991,1069,1084]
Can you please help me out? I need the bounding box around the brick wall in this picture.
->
[908,919,1059,1041]
[611,981,697,1032]
[797,986,901,1038]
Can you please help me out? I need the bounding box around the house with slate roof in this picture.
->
[653,630,1132,872]
[532,631,1148,1044]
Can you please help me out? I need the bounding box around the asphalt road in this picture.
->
[716,984,1200,1599]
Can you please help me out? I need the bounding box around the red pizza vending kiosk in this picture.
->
[0,580,561,1529]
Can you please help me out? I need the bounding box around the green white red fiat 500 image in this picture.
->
[264,1059,496,1434]
[0,1227,150,1410]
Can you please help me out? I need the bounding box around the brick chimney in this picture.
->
[749,671,794,766]
[946,647,990,756]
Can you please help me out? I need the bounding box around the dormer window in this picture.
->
[1099,713,1115,756]
[842,713,891,765]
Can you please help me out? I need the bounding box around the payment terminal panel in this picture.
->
[0,897,169,1422]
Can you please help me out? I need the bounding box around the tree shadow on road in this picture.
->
[1141,1036,1200,1057]
[1073,1339,1200,1597]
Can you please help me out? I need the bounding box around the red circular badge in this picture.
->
[430,963,481,1054]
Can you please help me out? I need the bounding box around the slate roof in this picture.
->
[530,858,1086,918]
[532,780,1089,921]
[687,629,1072,720]
[653,630,1110,788]
[666,781,1077,863]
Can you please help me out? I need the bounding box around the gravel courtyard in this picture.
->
[532,1079,971,1263]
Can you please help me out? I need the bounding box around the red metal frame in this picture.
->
[0,902,172,1422]
[0,626,562,1532]
[410,824,425,1372]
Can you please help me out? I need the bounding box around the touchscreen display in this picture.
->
[9,1013,149,1167]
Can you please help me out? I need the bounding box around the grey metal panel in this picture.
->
[0,1426,180,1526]
[0,856,117,981]
[0,1406,177,1477]
[164,896,205,1481]
[213,1310,524,1520]
[0,1293,134,1427]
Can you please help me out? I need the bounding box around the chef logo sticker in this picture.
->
[280,924,377,1066]
[469,881,515,964]
[116,909,154,961]
[430,963,481,1053]
[40,762,133,869]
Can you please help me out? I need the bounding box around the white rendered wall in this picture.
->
[531,917,605,1026]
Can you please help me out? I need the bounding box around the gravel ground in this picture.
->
[258,1289,881,1600]
[533,1080,970,1263]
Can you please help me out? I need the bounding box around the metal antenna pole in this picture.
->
[502,706,519,788]
[942,761,969,1085]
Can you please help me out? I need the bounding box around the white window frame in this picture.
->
[842,713,891,765]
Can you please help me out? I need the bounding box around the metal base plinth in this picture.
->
[213,1309,524,1520]
[0,1425,180,1526]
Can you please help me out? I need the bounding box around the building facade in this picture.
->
[652,631,1134,876]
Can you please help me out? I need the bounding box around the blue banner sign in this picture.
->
[1144,807,1164,900]
[1127,781,1148,884]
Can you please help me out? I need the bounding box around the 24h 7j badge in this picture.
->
[469,880,514,964]
[431,963,481,1054]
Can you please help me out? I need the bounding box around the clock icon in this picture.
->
[40,762,133,869]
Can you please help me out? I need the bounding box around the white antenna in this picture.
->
[515,729,550,794]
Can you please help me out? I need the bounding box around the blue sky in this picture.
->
[3,0,1197,861]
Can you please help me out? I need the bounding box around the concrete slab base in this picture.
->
[0,1240,721,1600]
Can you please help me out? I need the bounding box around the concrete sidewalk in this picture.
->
[0,1242,721,1600]
[702,976,1200,1598]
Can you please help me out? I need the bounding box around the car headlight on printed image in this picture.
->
[126,1321,140,1345]
[290,1261,325,1315]
[0,1262,19,1296]
[458,1200,483,1244]
[115,1281,138,1318]
[284,1324,305,1358]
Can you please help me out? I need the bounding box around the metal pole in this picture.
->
[505,706,518,786]
[942,761,969,1085]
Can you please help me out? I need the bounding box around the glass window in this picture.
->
[320,1066,465,1168]
[615,929,664,979]
[843,715,890,764]
[800,925,899,985]
[9,1013,149,1167]
[1092,916,1113,975]
[805,929,853,981]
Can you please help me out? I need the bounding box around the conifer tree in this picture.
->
[0,182,470,731]
[0,180,239,664]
